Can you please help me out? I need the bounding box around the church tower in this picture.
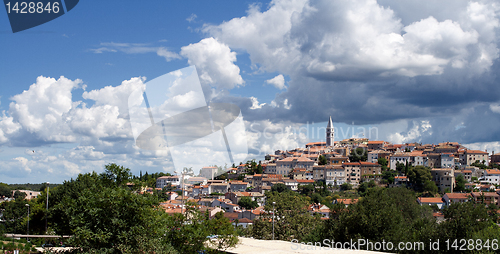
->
[326,116,334,147]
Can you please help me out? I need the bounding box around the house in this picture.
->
[12,190,40,200]
[282,179,298,191]
[325,165,346,186]
[333,198,358,207]
[471,192,499,205]
[389,153,410,170]
[186,177,208,186]
[431,168,455,192]
[192,185,211,197]
[481,169,500,185]
[343,162,362,185]
[220,202,241,213]
[359,162,382,181]
[233,218,253,228]
[417,197,445,209]
[307,203,331,218]
[198,206,225,219]
[264,163,276,174]
[367,141,386,151]
[199,167,218,180]
[156,176,181,188]
[230,181,250,192]
[225,192,266,206]
[275,157,315,176]
[458,150,489,166]
[442,193,471,206]
[454,170,473,182]
[210,182,229,194]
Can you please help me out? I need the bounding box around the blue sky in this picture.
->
[1,0,500,183]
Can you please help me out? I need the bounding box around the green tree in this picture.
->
[322,187,437,253]
[271,183,288,193]
[251,191,320,241]
[381,170,397,184]
[349,148,367,162]
[238,196,258,210]
[377,157,388,170]
[340,182,352,191]
[454,174,467,192]
[423,180,438,195]
[407,166,432,192]
[0,183,12,198]
[13,190,26,200]
[318,155,328,165]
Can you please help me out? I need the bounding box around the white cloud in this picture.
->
[180,37,244,90]
[266,74,286,89]
[250,97,266,109]
[204,0,499,79]
[90,42,181,62]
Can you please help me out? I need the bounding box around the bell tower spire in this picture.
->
[326,116,334,147]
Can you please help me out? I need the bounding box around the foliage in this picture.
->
[406,166,432,192]
[454,174,467,192]
[238,196,258,210]
[340,182,352,191]
[321,187,436,253]
[318,155,327,165]
[251,191,320,241]
[349,148,367,162]
[357,180,376,196]
[13,190,27,200]
[423,180,438,195]
[377,157,388,170]
[271,183,288,193]
[471,160,488,170]
[381,170,397,184]
[0,182,12,198]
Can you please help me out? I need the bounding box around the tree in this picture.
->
[454,174,467,192]
[377,157,388,170]
[340,182,352,191]
[349,148,367,162]
[423,180,438,195]
[407,166,432,192]
[0,183,12,198]
[321,187,437,253]
[271,183,288,193]
[395,162,405,172]
[381,170,397,185]
[238,196,258,210]
[251,191,320,241]
[318,155,328,165]
[13,191,27,200]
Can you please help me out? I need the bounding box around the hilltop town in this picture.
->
[154,117,500,225]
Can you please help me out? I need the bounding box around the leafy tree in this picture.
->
[271,183,288,193]
[299,184,315,195]
[395,162,405,172]
[423,180,438,195]
[340,182,352,191]
[454,174,467,192]
[471,160,487,169]
[238,196,258,210]
[357,180,376,196]
[407,166,432,192]
[13,190,27,200]
[251,191,320,241]
[349,148,367,162]
[321,187,437,253]
[318,155,328,165]
[381,170,397,184]
[0,183,12,198]
[377,157,388,169]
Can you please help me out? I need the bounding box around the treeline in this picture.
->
[250,186,500,254]
[0,164,238,253]
[0,182,55,198]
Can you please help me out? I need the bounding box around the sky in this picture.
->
[1,0,500,183]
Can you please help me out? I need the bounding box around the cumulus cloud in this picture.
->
[180,37,244,90]
[266,74,286,89]
[205,0,499,79]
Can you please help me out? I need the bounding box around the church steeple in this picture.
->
[326,116,334,147]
